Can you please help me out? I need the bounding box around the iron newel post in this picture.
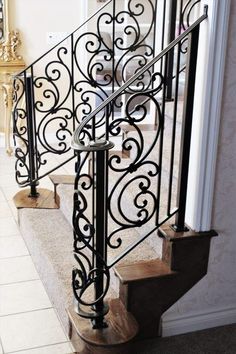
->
[72,137,114,329]
[25,73,39,198]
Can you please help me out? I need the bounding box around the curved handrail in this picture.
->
[71,8,207,151]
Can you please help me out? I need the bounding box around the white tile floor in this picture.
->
[0,148,74,354]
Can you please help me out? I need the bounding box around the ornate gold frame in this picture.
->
[0,0,24,66]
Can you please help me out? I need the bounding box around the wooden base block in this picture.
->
[68,299,138,354]
[13,188,59,209]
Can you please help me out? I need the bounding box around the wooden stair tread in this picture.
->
[108,150,129,158]
[49,174,75,186]
[13,188,59,209]
[68,298,138,347]
[158,224,218,242]
[115,259,175,284]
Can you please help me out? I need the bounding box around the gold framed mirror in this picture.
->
[0,0,24,66]
[0,0,6,42]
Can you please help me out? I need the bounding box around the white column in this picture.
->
[185,0,231,231]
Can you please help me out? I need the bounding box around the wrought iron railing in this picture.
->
[12,0,204,330]
[13,0,201,197]
[71,9,207,328]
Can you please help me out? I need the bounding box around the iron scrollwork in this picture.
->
[12,0,204,327]
[107,72,164,251]
[13,0,157,187]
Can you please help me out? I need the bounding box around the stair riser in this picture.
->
[119,267,208,339]
[117,224,217,339]
[163,237,211,272]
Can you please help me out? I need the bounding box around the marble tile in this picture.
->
[0,216,20,237]
[0,163,15,177]
[1,185,20,201]
[0,256,39,285]
[0,173,17,187]
[0,309,67,353]
[0,280,52,316]
[0,237,29,259]
[0,189,5,202]
[7,200,18,220]
[0,201,12,218]
[9,342,73,354]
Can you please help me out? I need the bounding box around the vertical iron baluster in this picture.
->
[167,39,181,215]
[24,69,38,198]
[160,0,167,75]
[71,33,76,133]
[112,0,115,103]
[93,149,107,329]
[92,150,95,270]
[104,108,109,265]
[152,0,158,58]
[166,0,178,100]
[179,0,184,35]
[156,54,168,225]
[173,25,200,231]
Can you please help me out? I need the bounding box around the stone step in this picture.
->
[18,206,160,335]
[56,182,163,260]
[54,160,176,257]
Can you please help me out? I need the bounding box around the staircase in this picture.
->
[12,1,217,353]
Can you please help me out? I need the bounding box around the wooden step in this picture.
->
[158,224,218,242]
[121,123,158,135]
[49,174,75,186]
[158,224,218,271]
[68,298,139,354]
[49,174,75,207]
[108,149,129,158]
[114,225,218,339]
[13,188,59,209]
[115,259,175,284]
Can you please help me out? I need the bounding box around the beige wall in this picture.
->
[9,0,85,64]
[163,0,236,333]
[0,0,102,132]
[0,0,86,131]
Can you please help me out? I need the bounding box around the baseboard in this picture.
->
[161,305,236,337]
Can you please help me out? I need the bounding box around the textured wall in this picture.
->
[163,0,236,331]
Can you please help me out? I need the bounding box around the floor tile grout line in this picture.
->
[0,149,73,352]
[0,235,23,238]
[0,277,40,287]
[0,254,32,261]
[52,307,71,342]
[0,278,44,288]
[0,255,30,261]
[6,340,71,354]
[0,334,4,354]
[0,307,54,319]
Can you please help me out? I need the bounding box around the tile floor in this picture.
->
[0,147,74,354]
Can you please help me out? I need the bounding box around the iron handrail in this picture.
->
[71,7,207,151]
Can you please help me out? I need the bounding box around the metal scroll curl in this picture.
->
[181,0,201,31]
[13,76,31,186]
[107,72,164,250]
